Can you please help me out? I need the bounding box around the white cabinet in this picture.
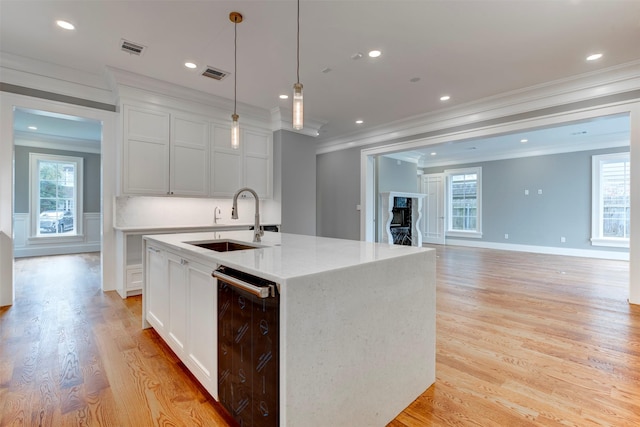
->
[243,129,272,199]
[185,260,217,392]
[144,241,217,398]
[210,124,272,199]
[145,245,169,332]
[123,106,170,195]
[122,105,209,196]
[170,114,209,196]
[210,124,242,197]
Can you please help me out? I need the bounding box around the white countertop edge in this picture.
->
[113,223,280,232]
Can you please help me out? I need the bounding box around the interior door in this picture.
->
[420,173,445,245]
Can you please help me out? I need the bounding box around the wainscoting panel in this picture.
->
[13,212,101,258]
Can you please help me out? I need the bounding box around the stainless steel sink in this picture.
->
[186,240,260,252]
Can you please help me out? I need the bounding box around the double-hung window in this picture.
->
[591,152,630,247]
[30,153,83,238]
[445,167,482,238]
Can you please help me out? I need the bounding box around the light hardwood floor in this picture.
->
[1,247,638,426]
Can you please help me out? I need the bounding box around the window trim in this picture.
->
[591,152,630,248]
[445,166,482,239]
[29,153,84,241]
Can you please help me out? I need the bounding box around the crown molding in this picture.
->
[105,66,272,129]
[0,52,115,105]
[270,107,326,137]
[14,131,101,154]
[317,60,640,155]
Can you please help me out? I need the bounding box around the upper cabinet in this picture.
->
[210,124,273,199]
[121,102,272,199]
[170,114,209,196]
[122,105,209,196]
[123,105,170,195]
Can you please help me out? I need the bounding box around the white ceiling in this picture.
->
[2,0,640,146]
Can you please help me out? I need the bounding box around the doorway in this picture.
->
[0,91,117,307]
[361,105,639,303]
[13,108,102,258]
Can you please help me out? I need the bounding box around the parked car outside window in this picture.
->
[39,210,74,233]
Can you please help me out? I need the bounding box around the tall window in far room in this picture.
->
[445,167,482,238]
[592,152,630,247]
[30,153,83,237]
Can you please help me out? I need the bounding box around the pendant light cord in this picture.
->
[296,0,300,84]
[234,15,238,115]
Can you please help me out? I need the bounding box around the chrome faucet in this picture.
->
[231,187,264,242]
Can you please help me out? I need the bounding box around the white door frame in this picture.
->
[0,92,117,306]
[360,101,640,304]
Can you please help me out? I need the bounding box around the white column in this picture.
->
[629,103,640,305]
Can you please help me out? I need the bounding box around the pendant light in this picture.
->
[230,12,243,149]
[292,0,303,130]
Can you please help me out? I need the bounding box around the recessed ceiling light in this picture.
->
[56,20,75,30]
[28,126,38,130]
[440,95,451,101]
[586,53,603,61]
[368,50,382,58]
[184,62,197,69]
[520,138,528,143]
[351,52,363,60]
[279,94,289,99]
[355,120,364,124]
[430,152,437,156]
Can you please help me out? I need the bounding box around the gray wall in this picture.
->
[274,130,317,236]
[421,146,629,251]
[316,147,362,240]
[376,156,417,193]
[14,145,101,213]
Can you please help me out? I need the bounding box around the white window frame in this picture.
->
[29,153,84,241]
[591,152,630,248]
[445,167,482,238]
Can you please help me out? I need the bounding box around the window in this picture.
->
[30,153,83,238]
[446,167,482,238]
[592,152,630,247]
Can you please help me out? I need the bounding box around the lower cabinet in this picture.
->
[145,243,218,398]
[146,245,169,332]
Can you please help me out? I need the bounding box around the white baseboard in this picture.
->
[443,239,629,261]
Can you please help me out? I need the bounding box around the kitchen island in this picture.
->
[143,230,435,426]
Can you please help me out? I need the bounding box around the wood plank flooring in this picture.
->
[1,247,638,426]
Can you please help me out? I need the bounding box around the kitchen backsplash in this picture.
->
[114,196,281,229]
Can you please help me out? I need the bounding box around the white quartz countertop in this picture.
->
[144,230,432,282]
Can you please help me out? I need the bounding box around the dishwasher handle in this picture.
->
[213,270,275,299]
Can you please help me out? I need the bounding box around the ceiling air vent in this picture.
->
[120,39,146,56]
[202,66,229,81]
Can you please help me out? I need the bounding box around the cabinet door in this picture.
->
[210,124,242,197]
[187,261,217,396]
[171,115,209,196]
[243,129,272,199]
[123,106,170,195]
[167,252,187,355]
[146,246,169,332]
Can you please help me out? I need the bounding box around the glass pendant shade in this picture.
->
[231,113,240,150]
[293,82,303,130]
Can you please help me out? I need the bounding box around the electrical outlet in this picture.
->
[538,189,543,195]
[561,236,566,243]
[504,234,509,239]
